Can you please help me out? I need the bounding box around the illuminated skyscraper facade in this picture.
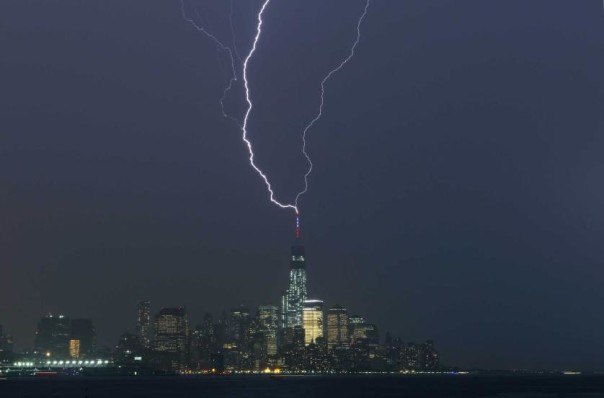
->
[280,291,289,329]
[351,322,379,344]
[327,305,349,351]
[348,314,365,340]
[154,307,188,369]
[228,306,250,348]
[258,305,279,356]
[302,300,324,345]
[69,339,80,359]
[70,318,96,358]
[285,243,307,328]
[136,300,151,348]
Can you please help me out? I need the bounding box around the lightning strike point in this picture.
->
[296,215,301,240]
[183,0,370,218]
[241,0,298,214]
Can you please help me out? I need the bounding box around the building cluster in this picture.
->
[0,239,441,374]
[0,315,106,369]
[33,315,97,360]
[113,239,441,373]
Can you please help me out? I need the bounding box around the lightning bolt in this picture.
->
[180,0,240,125]
[242,0,299,214]
[295,0,371,208]
[182,0,371,218]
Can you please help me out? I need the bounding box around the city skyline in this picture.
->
[1,0,604,372]
[2,229,419,361]
[1,233,443,374]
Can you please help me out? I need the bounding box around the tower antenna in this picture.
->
[296,214,301,240]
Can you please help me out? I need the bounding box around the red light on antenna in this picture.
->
[296,215,300,239]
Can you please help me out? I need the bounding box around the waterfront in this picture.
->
[2,374,604,398]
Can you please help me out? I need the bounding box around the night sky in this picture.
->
[1,0,603,370]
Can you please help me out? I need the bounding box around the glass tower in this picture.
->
[258,305,279,356]
[34,314,71,358]
[153,307,188,370]
[70,318,96,358]
[302,300,324,345]
[136,300,151,348]
[327,305,349,351]
[286,243,307,328]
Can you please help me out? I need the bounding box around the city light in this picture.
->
[0,239,440,375]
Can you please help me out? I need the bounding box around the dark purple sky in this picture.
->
[1,0,603,370]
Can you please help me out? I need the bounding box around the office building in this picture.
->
[302,300,324,346]
[136,300,151,348]
[327,305,349,351]
[228,306,250,348]
[351,322,379,344]
[258,305,279,356]
[69,339,80,359]
[154,307,188,369]
[34,314,71,358]
[70,318,96,358]
[285,242,307,328]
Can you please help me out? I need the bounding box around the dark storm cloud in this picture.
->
[0,0,603,370]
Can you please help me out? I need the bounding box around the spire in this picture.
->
[296,214,301,240]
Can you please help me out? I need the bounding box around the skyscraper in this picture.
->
[302,300,324,346]
[228,306,250,348]
[136,300,151,348]
[114,332,144,366]
[70,318,96,358]
[154,307,188,369]
[0,325,14,359]
[279,291,289,330]
[349,315,365,326]
[34,314,70,358]
[258,305,279,356]
[327,305,349,351]
[420,340,440,370]
[348,314,365,340]
[69,339,80,359]
[351,322,379,344]
[198,312,215,361]
[285,242,307,328]
[189,324,204,369]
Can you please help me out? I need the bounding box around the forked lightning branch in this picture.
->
[181,0,371,224]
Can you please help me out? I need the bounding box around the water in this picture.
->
[2,375,604,398]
